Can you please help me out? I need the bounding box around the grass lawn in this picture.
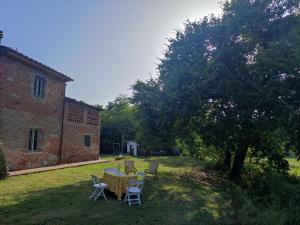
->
[1,155,299,225]
[0,155,236,225]
[287,157,300,176]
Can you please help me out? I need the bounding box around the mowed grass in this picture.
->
[0,156,235,225]
[287,157,300,176]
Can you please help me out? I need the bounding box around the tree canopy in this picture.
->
[100,95,137,153]
[132,0,300,181]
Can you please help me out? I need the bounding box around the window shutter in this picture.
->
[28,129,33,151]
[42,79,46,98]
[33,78,37,96]
[84,135,91,147]
[33,129,38,150]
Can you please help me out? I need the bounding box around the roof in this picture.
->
[0,45,73,82]
[65,97,102,111]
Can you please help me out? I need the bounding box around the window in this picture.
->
[28,128,40,152]
[33,76,46,98]
[84,135,91,147]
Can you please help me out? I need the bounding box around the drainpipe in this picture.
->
[58,84,66,163]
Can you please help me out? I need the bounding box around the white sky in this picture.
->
[1,0,223,105]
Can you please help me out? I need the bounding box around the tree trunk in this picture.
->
[121,129,126,154]
[230,146,248,183]
[223,150,232,171]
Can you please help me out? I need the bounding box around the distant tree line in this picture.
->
[100,95,137,154]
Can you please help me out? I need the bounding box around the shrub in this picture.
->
[0,145,7,180]
[233,164,300,225]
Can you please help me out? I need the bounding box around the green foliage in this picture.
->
[132,0,300,181]
[101,95,137,152]
[177,135,221,162]
[232,164,300,225]
[0,145,7,180]
[131,79,176,151]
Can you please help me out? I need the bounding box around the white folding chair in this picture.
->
[124,180,144,206]
[136,171,145,193]
[90,175,108,200]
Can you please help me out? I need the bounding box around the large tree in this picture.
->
[101,95,137,153]
[131,79,176,151]
[133,0,300,182]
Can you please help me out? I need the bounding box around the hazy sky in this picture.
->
[0,0,222,106]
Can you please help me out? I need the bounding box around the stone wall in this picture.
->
[0,56,66,171]
[60,99,100,163]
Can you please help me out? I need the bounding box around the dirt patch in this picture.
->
[176,168,226,187]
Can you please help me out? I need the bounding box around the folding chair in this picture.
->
[125,160,137,174]
[145,161,159,179]
[124,180,144,206]
[90,175,108,200]
[136,171,145,193]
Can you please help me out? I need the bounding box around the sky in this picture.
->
[0,0,222,106]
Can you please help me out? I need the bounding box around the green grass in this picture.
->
[1,156,299,225]
[287,157,300,176]
[0,155,235,225]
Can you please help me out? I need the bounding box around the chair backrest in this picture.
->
[125,160,135,174]
[91,174,100,185]
[136,171,145,190]
[137,171,145,180]
[128,179,144,191]
[128,179,139,187]
[148,161,159,173]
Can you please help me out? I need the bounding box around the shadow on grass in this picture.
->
[0,169,235,225]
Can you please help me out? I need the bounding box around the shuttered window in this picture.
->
[28,128,40,152]
[84,135,91,147]
[33,76,46,98]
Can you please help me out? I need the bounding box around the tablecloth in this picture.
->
[102,171,137,200]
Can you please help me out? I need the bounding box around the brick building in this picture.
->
[0,45,101,171]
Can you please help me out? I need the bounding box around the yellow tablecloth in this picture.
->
[102,171,137,200]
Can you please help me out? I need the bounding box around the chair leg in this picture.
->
[91,188,107,201]
[140,185,144,194]
[101,189,107,200]
[138,194,141,206]
[128,194,131,206]
[90,189,97,199]
[94,189,101,201]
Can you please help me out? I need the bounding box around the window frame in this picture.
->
[28,128,40,152]
[33,75,46,99]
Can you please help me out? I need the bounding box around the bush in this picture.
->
[233,164,300,225]
[0,145,8,180]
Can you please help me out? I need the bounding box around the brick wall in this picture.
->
[0,56,66,171]
[60,100,100,163]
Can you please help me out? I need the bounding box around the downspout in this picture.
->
[58,84,66,164]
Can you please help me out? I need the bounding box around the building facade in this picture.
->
[0,46,100,171]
